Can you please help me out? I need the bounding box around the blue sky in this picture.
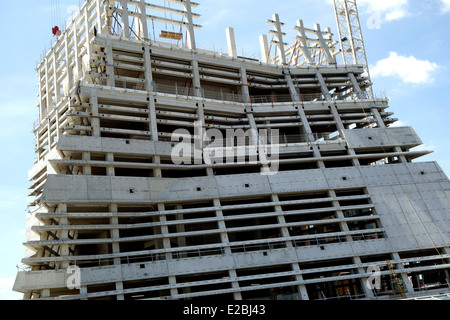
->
[0,0,449,299]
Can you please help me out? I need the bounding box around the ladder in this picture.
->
[386,259,407,299]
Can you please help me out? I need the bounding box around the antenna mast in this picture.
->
[333,0,373,99]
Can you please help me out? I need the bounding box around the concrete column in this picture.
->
[328,190,352,242]
[95,0,104,33]
[353,256,375,299]
[184,0,197,50]
[370,107,386,128]
[284,69,324,168]
[392,253,414,295]
[90,90,100,137]
[40,288,50,298]
[52,53,60,104]
[153,156,162,177]
[175,205,186,248]
[226,27,237,59]
[84,6,94,61]
[316,71,360,166]
[157,203,171,258]
[57,203,70,269]
[105,39,115,87]
[138,0,149,40]
[64,33,74,91]
[73,27,82,80]
[23,291,32,300]
[271,14,286,65]
[245,108,267,173]
[110,204,120,264]
[106,153,115,176]
[115,282,125,300]
[239,62,250,103]
[271,195,291,247]
[82,152,91,175]
[110,204,124,300]
[259,34,270,64]
[213,199,242,300]
[192,57,202,98]
[120,0,130,38]
[291,264,309,300]
[348,72,365,100]
[80,286,88,300]
[143,45,159,142]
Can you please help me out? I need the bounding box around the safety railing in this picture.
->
[202,132,342,149]
[151,83,329,105]
[37,231,387,269]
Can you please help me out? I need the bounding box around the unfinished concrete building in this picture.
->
[14,0,450,300]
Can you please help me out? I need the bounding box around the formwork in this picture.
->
[14,0,450,300]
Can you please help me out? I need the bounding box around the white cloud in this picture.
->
[441,0,450,13]
[371,52,440,84]
[360,0,409,19]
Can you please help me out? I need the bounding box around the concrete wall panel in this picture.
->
[267,170,328,193]
[216,174,271,197]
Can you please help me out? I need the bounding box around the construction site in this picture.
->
[13,0,450,300]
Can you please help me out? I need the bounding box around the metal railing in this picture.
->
[29,231,387,269]
[152,83,328,105]
[202,132,342,148]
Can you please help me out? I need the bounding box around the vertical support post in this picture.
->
[212,198,242,300]
[106,153,115,176]
[58,203,70,269]
[314,23,335,65]
[270,14,287,65]
[82,152,91,175]
[138,0,149,40]
[38,68,45,121]
[291,264,310,300]
[354,257,375,299]
[73,27,82,80]
[226,27,238,59]
[271,195,291,246]
[84,6,94,61]
[191,58,202,98]
[259,34,270,64]
[44,58,51,113]
[239,62,250,104]
[371,107,386,128]
[64,32,74,92]
[392,253,415,296]
[285,70,325,168]
[105,39,115,87]
[143,45,158,142]
[90,90,101,137]
[184,0,197,50]
[52,53,60,105]
[95,0,103,32]
[295,20,314,65]
[120,0,130,38]
[348,72,365,99]
[316,71,360,166]
[110,203,125,300]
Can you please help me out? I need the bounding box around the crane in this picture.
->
[332,0,374,99]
